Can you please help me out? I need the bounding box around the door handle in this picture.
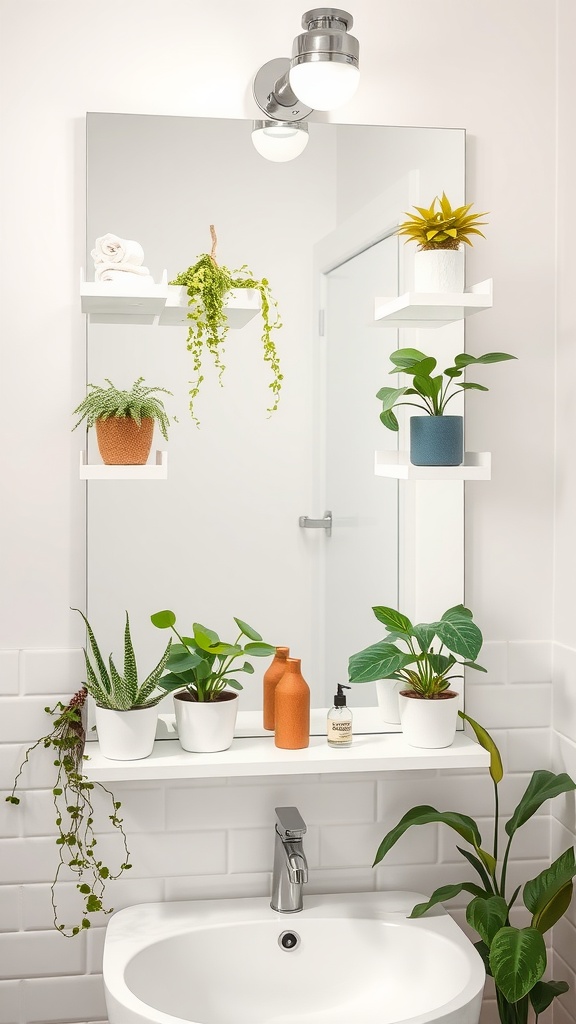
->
[298,510,332,537]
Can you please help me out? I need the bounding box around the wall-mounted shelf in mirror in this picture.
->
[374,451,491,481]
[158,286,261,327]
[79,450,168,480]
[374,278,493,329]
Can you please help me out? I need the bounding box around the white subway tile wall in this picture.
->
[1,641,572,1024]
[552,646,576,1023]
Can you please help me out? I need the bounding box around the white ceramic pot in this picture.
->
[398,690,459,749]
[375,679,403,725]
[174,691,239,752]
[95,705,158,760]
[413,248,464,293]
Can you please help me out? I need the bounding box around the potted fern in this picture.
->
[396,192,488,292]
[74,608,171,759]
[169,225,283,426]
[72,377,174,465]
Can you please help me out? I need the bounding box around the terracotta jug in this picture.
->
[274,658,310,750]
[263,647,290,731]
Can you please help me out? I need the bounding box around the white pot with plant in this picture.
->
[376,346,516,466]
[396,192,488,293]
[72,377,174,465]
[151,609,275,752]
[348,604,486,749]
[75,608,171,760]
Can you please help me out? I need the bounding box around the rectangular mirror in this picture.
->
[85,113,465,735]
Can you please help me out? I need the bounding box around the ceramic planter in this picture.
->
[410,415,464,467]
[95,704,158,760]
[375,679,403,725]
[95,416,154,465]
[398,689,459,749]
[413,248,464,293]
[174,690,239,752]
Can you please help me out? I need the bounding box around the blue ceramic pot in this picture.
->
[410,416,464,467]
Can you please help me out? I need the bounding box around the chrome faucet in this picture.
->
[270,806,308,913]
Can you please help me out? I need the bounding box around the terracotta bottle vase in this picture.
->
[274,658,310,750]
[263,646,290,731]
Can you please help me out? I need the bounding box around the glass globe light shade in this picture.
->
[251,122,309,163]
[289,60,360,111]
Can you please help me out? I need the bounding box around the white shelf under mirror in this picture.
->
[158,285,261,327]
[79,450,168,480]
[374,451,492,481]
[374,279,493,328]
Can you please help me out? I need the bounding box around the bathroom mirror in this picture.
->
[85,113,465,732]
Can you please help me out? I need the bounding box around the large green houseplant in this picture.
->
[373,712,576,1023]
[170,225,283,426]
[151,609,275,751]
[72,377,174,465]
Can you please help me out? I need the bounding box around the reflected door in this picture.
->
[323,236,399,705]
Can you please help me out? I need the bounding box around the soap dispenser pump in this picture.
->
[327,684,353,747]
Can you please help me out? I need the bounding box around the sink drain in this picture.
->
[278,930,301,951]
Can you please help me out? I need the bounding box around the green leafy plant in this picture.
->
[373,713,576,1022]
[377,347,516,431]
[396,192,488,249]
[348,604,486,698]
[6,689,132,936]
[170,225,283,425]
[151,609,275,702]
[72,377,174,440]
[74,608,171,710]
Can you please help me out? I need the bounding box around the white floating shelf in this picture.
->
[374,279,493,328]
[374,450,492,480]
[83,708,489,782]
[79,450,168,480]
[158,286,261,327]
[81,270,169,323]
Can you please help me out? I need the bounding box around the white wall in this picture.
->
[0,2,566,1022]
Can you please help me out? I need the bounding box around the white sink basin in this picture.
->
[103,891,485,1024]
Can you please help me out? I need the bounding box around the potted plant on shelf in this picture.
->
[169,225,283,426]
[72,377,174,465]
[348,604,486,748]
[74,608,171,760]
[396,192,488,292]
[373,712,576,1023]
[151,609,275,752]
[377,346,516,466]
[6,688,132,936]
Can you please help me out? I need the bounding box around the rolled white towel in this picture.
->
[96,269,156,287]
[95,261,152,282]
[91,233,145,267]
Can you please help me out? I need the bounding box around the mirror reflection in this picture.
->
[85,113,464,733]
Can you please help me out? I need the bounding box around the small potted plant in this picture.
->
[396,192,488,292]
[169,225,283,426]
[374,712,576,1022]
[74,608,171,760]
[72,377,174,465]
[348,604,486,748]
[377,346,516,466]
[151,609,275,752]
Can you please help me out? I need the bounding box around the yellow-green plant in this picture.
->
[170,226,282,426]
[396,192,488,250]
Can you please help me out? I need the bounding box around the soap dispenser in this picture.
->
[327,684,353,747]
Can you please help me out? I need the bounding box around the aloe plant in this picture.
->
[373,713,576,1023]
[74,609,171,709]
[396,192,488,249]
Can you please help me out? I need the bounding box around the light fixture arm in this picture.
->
[253,57,313,123]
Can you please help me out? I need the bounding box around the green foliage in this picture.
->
[396,192,488,250]
[372,712,576,1022]
[170,246,283,426]
[377,347,517,430]
[73,608,171,710]
[5,690,131,936]
[72,377,174,441]
[348,603,486,698]
[151,609,275,702]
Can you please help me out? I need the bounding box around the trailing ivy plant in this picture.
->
[6,688,132,936]
[170,225,283,426]
[373,712,576,1023]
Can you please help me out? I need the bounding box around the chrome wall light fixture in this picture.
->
[251,8,359,162]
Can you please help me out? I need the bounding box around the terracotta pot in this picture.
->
[95,416,154,465]
[398,689,459,749]
[274,658,310,750]
[174,690,239,752]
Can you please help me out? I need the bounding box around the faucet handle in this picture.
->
[275,806,307,839]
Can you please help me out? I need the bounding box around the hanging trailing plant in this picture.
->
[6,689,132,937]
[170,225,283,426]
